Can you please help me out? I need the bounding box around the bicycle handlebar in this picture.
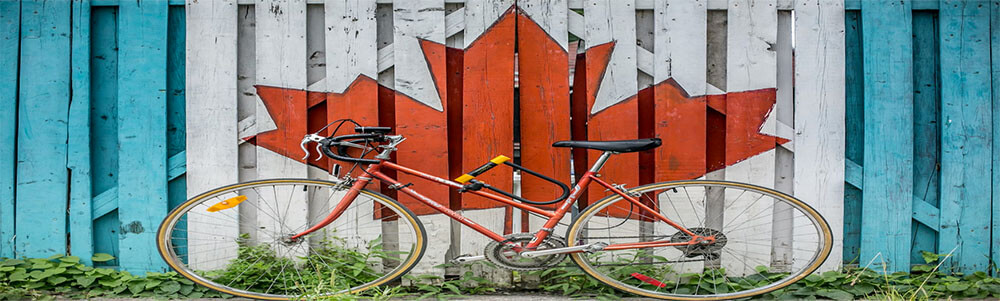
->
[320,133,384,165]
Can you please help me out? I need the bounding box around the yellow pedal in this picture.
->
[206,195,247,212]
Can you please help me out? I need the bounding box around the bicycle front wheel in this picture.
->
[566,180,832,300]
[157,179,426,300]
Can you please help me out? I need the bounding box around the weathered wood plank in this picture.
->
[842,10,863,264]
[117,0,169,273]
[911,10,940,263]
[723,0,777,275]
[186,0,239,270]
[653,0,707,183]
[16,0,71,258]
[89,6,121,266]
[324,0,380,174]
[584,0,639,202]
[68,0,94,266]
[0,0,18,259]
[991,0,1000,272]
[937,0,992,273]
[392,0,451,276]
[255,0,309,259]
[518,0,572,209]
[860,0,913,272]
[792,0,846,271]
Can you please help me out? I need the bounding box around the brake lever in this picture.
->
[300,134,326,161]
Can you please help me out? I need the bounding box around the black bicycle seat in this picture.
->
[552,138,662,153]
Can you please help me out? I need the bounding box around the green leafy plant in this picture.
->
[0,254,226,300]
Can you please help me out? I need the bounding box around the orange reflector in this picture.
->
[207,195,247,212]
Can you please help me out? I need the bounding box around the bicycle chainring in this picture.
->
[484,233,567,271]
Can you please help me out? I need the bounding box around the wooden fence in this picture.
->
[844,0,1000,273]
[2,0,997,277]
[0,0,187,274]
[184,0,846,278]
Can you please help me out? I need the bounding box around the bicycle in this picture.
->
[157,120,832,300]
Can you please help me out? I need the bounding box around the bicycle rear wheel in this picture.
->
[566,180,831,300]
[156,179,426,300]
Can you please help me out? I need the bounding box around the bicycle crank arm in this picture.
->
[450,255,486,264]
[520,242,607,258]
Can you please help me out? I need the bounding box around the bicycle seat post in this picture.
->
[588,151,615,174]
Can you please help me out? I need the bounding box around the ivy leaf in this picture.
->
[91,253,115,263]
[817,289,854,300]
[99,278,123,287]
[921,251,940,264]
[59,256,81,264]
[129,282,146,295]
[160,280,182,294]
[47,276,68,285]
[947,283,971,292]
[75,275,99,287]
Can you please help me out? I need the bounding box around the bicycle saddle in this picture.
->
[552,138,662,153]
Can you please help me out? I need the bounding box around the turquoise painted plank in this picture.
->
[166,6,186,263]
[116,0,169,274]
[16,0,72,257]
[0,0,19,259]
[910,10,940,265]
[166,5,186,212]
[937,0,993,273]
[91,0,185,6]
[68,0,94,267]
[844,159,863,190]
[911,197,940,231]
[846,0,939,10]
[89,7,120,267]
[843,10,864,264]
[91,188,117,220]
[861,0,914,272]
[993,0,1000,276]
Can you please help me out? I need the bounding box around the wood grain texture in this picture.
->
[392,0,451,277]
[16,0,71,258]
[324,0,379,174]
[991,0,1000,272]
[518,0,572,208]
[462,1,515,209]
[584,0,639,202]
[255,0,309,258]
[842,10,863,263]
[793,0,846,271]
[89,7,121,267]
[653,0,706,184]
[68,0,94,266]
[116,0,169,273]
[860,0,913,272]
[0,0,18,259]
[186,0,239,271]
[937,0,992,273]
[911,11,940,263]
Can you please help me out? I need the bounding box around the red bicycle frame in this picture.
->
[291,152,712,252]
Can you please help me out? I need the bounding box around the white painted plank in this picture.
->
[392,0,450,277]
[255,0,309,257]
[393,0,446,111]
[464,0,513,44]
[236,4,259,243]
[724,0,778,276]
[520,0,569,51]
[655,0,706,95]
[584,0,638,114]
[185,0,240,270]
[770,9,795,273]
[325,0,377,92]
[793,0,845,272]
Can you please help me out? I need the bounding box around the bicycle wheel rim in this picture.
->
[156,179,426,300]
[567,180,832,300]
